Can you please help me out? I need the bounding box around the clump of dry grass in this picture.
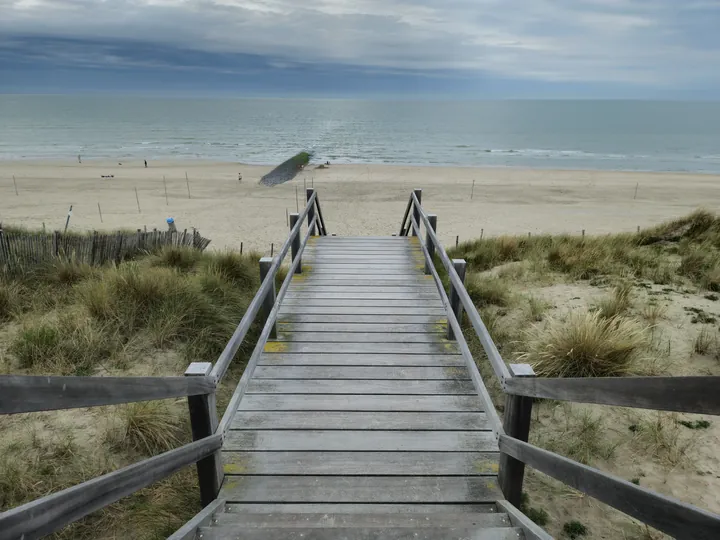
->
[527,295,550,321]
[151,246,205,271]
[629,413,694,467]
[106,402,183,456]
[518,312,648,377]
[0,280,24,321]
[640,302,668,326]
[596,282,633,319]
[693,327,716,355]
[465,274,512,307]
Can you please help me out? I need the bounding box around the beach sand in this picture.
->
[1,160,719,252]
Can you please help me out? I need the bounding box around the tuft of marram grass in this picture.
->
[693,327,716,355]
[518,311,648,377]
[151,246,205,271]
[465,274,511,307]
[595,281,633,319]
[107,401,183,456]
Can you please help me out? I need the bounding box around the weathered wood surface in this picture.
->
[252,366,469,379]
[0,375,215,414]
[0,435,222,540]
[238,395,484,411]
[220,476,503,503]
[198,526,522,540]
[211,511,509,527]
[495,500,553,540]
[277,314,446,323]
[275,332,449,343]
[223,503,498,514]
[264,342,458,354]
[246,379,475,395]
[259,353,464,366]
[505,375,720,415]
[224,430,496,451]
[277,323,444,333]
[167,499,225,540]
[230,411,488,430]
[499,435,720,540]
[215,235,502,531]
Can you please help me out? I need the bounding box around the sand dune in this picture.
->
[2,160,719,253]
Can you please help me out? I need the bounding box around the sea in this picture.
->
[2,95,720,173]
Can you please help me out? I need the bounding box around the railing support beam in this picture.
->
[499,363,535,507]
[307,188,316,236]
[185,362,223,506]
[259,257,277,339]
[447,258,466,340]
[289,213,301,274]
[425,214,437,274]
[411,188,422,237]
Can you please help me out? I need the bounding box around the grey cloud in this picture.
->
[1,0,719,86]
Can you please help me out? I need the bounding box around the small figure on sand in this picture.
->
[144,160,148,168]
[78,154,82,164]
[166,217,177,233]
[238,172,242,182]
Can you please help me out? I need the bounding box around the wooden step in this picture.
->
[197,526,524,539]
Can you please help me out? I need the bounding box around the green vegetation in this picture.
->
[260,151,313,186]
[0,245,263,538]
[520,492,550,526]
[678,419,711,430]
[563,520,588,539]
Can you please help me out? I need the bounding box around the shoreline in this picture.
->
[2,160,719,253]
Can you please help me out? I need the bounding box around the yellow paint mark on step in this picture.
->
[264,341,288,353]
[223,463,247,475]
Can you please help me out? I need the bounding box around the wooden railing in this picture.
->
[0,188,327,540]
[400,189,720,540]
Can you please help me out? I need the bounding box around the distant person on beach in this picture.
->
[166,217,177,233]
[238,172,242,182]
[78,155,81,164]
[144,160,148,168]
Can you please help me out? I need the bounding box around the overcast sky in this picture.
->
[1,0,719,97]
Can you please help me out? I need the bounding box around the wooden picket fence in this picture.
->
[0,227,211,272]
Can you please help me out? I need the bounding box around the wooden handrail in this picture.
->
[0,375,215,414]
[216,214,317,437]
[499,435,720,540]
[0,435,222,540]
[410,215,504,436]
[506,375,720,415]
[409,191,512,383]
[210,191,319,383]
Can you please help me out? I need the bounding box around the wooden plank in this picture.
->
[286,287,437,294]
[0,435,223,540]
[259,354,464,367]
[277,323,444,333]
[211,511,509,527]
[499,435,720,540]
[220,476,503,503]
[198,526,522,540]
[238,395,483,412]
[505,376,720,415]
[222,503,497,514]
[229,411,488,430]
[224,430,496,451]
[277,314,446,324]
[263,343,458,354]
[276,333,448,343]
[0,375,215,414]
[246,379,475,395]
[285,292,440,300]
[496,500,554,540]
[252,366,469,380]
[278,307,446,316]
[281,300,442,308]
[289,279,435,287]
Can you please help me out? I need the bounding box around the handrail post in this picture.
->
[499,363,535,508]
[447,258,466,339]
[306,188,316,236]
[259,257,277,339]
[289,213,301,274]
[412,188,422,236]
[425,214,437,274]
[185,362,222,506]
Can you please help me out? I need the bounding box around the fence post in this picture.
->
[90,231,98,265]
[259,257,277,338]
[412,188,422,236]
[184,362,222,506]
[425,214,437,274]
[53,230,60,257]
[499,363,536,508]
[447,259,466,340]
[289,213,301,274]
[306,188,316,236]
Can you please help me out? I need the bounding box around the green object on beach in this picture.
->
[260,151,312,186]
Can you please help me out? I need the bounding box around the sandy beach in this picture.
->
[1,160,719,252]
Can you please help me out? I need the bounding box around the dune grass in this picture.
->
[0,245,264,538]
